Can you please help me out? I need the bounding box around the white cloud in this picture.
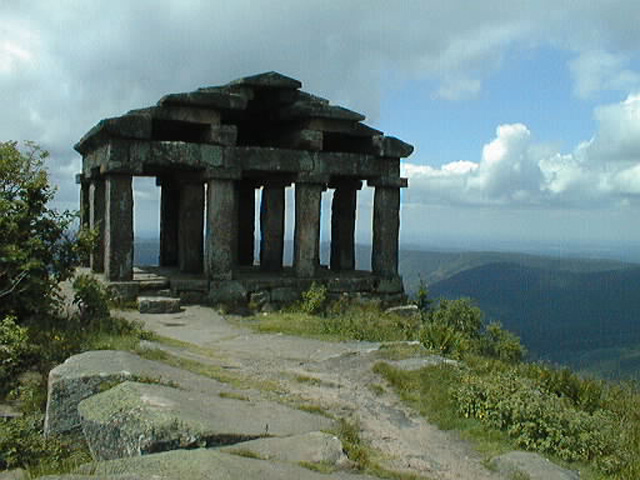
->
[404,94,640,209]
[569,50,640,98]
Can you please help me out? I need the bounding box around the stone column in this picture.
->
[330,179,361,271]
[178,182,204,273]
[237,181,256,266]
[88,178,105,273]
[293,182,323,278]
[77,175,90,267]
[371,186,400,277]
[260,182,286,271]
[104,174,133,281]
[205,178,237,280]
[159,179,180,267]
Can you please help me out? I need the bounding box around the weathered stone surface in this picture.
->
[137,296,181,314]
[490,451,580,480]
[78,448,377,480]
[372,186,400,278]
[0,469,27,480]
[294,182,323,278]
[209,281,247,304]
[178,182,204,273]
[44,351,228,436]
[385,304,419,317]
[376,276,404,294]
[249,291,270,309]
[229,71,302,89]
[387,355,458,371]
[222,432,349,466]
[206,178,237,280]
[78,381,335,460]
[104,174,133,281]
[270,287,299,304]
[260,184,286,271]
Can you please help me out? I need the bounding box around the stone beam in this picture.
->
[372,186,400,278]
[104,174,133,281]
[293,182,324,278]
[260,182,287,271]
[178,182,204,273]
[206,178,237,280]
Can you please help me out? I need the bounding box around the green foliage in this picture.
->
[414,276,432,313]
[0,141,83,324]
[0,316,32,393]
[298,282,328,315]
[419,298,526,363]
[72,273,111,322]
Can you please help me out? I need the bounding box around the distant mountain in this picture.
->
[429,261,640,378]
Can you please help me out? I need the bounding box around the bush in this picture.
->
[72,273,110,323]
[0,316,32,394]
[452,370,621,468]
[299,282,328,315]
[479,322,526,363]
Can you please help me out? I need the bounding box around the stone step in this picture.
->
[137,296,181,314]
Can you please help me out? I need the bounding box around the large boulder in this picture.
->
[74,448,377,479]
[490,451,580,480]
[44,351,228,436]
[78,381,335,460]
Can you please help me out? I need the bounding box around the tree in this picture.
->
[0,141,79,323]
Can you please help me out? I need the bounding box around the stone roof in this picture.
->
[75,71,412,185]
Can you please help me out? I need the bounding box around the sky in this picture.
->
[3,1,640,259]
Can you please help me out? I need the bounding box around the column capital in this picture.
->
[329,178,363,190]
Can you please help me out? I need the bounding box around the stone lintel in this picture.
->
[204,125,238,146]
[328,178,363,190]
[371,135,414,158]
[75,114,152,155]
[279,101,365,122]
[228,71,302,90]
[302,118,382,137]
[227,147,312,174]
[204,166,242,180]
[104,174,133,281]
[367,177,408,188]
[129,105,221,125]
[294,183,323,278]
[159,91,248,111]
[276,129,323,151]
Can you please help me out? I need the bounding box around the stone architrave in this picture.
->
[178,182,204,273]
[330,179,361,271]
[104,174,134,281]
[260,182,286,271]
[372,186,400,277]
[159,179,180,267]
[206,178,238,280]
[88,179,105,273]
[293,182,323,277]
[237,181,256,266]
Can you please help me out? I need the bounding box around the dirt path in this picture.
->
[117,305,506,480]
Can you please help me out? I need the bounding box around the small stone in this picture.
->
[385,304,419,317]
[491,451,580,480]
[138,296,181,314]
[0,469,27,480]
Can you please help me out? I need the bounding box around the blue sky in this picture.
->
[3,1,640,259]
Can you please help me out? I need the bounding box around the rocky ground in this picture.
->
[17,301,580,480]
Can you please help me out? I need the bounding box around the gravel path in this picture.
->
[117,305,506,480]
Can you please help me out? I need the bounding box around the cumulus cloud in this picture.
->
[404,94,640,208]
[569,50,640,98]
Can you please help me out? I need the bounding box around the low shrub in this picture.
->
[298,282,328,315]
[72,273,110,323]
[0,316,33,395]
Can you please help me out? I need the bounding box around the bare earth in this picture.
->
[116,305,506,480]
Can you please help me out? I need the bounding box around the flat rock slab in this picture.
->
[44,351,229,436]
[491,451,580,480]
[387,355,458,371]
[78,381,335,460]
[76,448,378,480]
[137,296,181,314]
[221,431,348,466]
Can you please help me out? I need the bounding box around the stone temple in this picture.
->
[75,72,412,306]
